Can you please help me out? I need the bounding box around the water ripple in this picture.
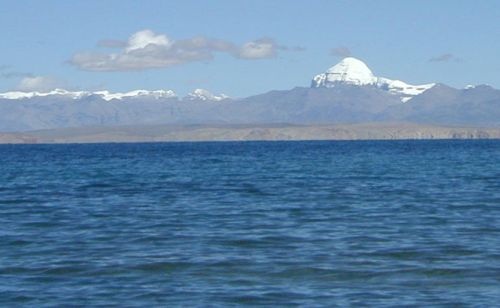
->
[1,140,499,306]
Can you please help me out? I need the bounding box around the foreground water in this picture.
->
[1,140,499,306]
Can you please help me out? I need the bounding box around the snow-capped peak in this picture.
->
[312,57,435,102]
[313,57,377,86]
[185,89,229,101]
[0,89,177,101]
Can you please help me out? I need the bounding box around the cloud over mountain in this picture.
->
[70,29,284,71]
[16,76,66,92]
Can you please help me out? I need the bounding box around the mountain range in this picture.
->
[0,57,498,132]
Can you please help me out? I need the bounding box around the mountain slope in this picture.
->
[0,57,498,131]
[218,85,402,124]
[380,84,500,125]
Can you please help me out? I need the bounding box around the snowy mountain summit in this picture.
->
[312,57,435,102]
[185,89,229,101]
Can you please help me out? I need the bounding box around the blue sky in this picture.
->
[0,0,499,96]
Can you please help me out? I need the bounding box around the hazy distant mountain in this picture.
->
[0,57,498,132]
[218,85,403,124]
[0,89,231,131]
[379,84,500,126]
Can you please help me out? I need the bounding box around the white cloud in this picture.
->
[125,29,170,52]
[70,29,284,71]
[237,38,277,59]
[16,76,65,92]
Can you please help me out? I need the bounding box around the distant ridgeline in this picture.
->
[0,57,499,132]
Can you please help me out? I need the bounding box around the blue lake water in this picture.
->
[1,140,500,306]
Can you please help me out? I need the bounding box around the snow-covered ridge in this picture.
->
[0,89,91,100]
[312,57,435,102]
[0,88,177,101]
[93,90,176,101]
[0,88,232,102]
[185,89,229,101]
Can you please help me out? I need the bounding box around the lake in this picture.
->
[1,140,499,306]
